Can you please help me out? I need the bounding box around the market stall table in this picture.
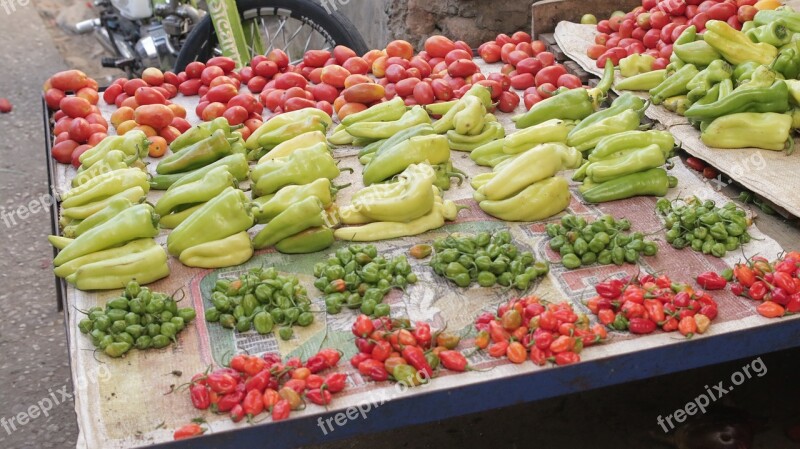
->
[44,59,800,449]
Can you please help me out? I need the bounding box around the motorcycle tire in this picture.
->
[174,0,368,71]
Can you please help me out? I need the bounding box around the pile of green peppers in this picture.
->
[314,245,417,317]
[77,280,196,358]
[205,267,314,341]
[656,196,752,257]
[547,214,659,269]
[50,202,168,291]
[575,130,678,203]
[245,109,333,160]
[73,131,149,187]
[429,230,548,289]
[624,20,799,152]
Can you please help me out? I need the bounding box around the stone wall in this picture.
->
[336,0,533,50]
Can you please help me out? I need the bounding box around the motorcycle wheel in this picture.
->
[174,0,368,71]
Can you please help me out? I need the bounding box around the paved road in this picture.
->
[0,2,77,449]
[1,3,799,448]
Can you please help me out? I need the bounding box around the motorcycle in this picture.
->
[74,0,368,76]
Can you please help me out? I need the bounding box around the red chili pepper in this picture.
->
[475,312,494,325]
[439,350,468,371]
[371,340,393,362]
[207,372,239,395]
[230,404,245,423]
[506,341,527,364]
[696,272,727,290]
[596,279,624,299]
[242,388,265,417]
[622,285,645,304]
[358,358,389,382]
[401,345,432,378]
[262,388,280,409]
[591,323,607,341]
[773,272,796,294]
[324,372,348,393]
[304,354,328,374]
[678,316,697,337]
[243,356,267,377]
[549,335,575,353]
[554,352,580,366]
[752,258,772,276]
[216,385,246,413]
[306,388,333,406]
[785,293,800,313]
[488,320,511,343]
[352,314,375,337]
[699,304,718,321]
[655,275,671,289]
[229,354,249,373]
[529,347,547,366]
[474,330,490,349]
[330,279,346,292]
[597,308,615,325]
[749,281,768,301]
[661,317,679,332]
[396,329,418,347]
[643,299,665,323]
[488,340,509,358]
[350,352,371,369]
[306,374,324,390]
[628,318,657,334]
[174,423,205,440]
[355,337,375,355]
[262,352,282,367]
[757,301,785,318]
[730,282,744,296]
[190,384,210,410]
[317,348,341,368]
[772,287,790,305]
[272,399,291,421]
[623,301,648,319]
[524,302,545,320]
[412,322,432,348]
[734,265,756,287]
[244,370,271,394]
[537,311,558,331]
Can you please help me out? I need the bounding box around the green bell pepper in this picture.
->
[686,60,732,102]
[166,187,254,256]
[700,112,793,151]
[362,134,450,185]
[615,69,666,91]
[589,130,675,162]
[512,88,595,129]
[170,117,241,153]
[581,168,676,203]
[155,166,235,217]
[704,19,778,66]
[156,130,235,175]
[149,153,249,190]
[586,144,667,183]
[53,203,160,266]
[619,54,655,78]
[771,42,800,79]
[252,144,340,197]
[568,92,646,138]
[754,7,800,32]
[274,227,335,254]
[649,64,699,105]
[673,26,722,67]
[684,80,790,120]
[252,178,334,223]
[566,109,642,152]
[253,196,326,249]
[746,20,792,47]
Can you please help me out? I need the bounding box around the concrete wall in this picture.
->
[335,0,533,50]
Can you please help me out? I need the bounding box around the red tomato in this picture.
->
[534,65,567,87]
[659,44,673,59]
[516,57,544,75]
[497,91,520,113]
[536,83,557,99]
[727,15,741,30]
[643,0,658,7]
[671,24,690,43]
[632,27,647,41]
[537,52,556,67]
[652,57,669,70]
[636,13,652,29]
[737,4,757,22]
[424,35,456,58]
[597,20,612,34]
[692,12,711,31]
[523,93,542,109]
[708,2,737,20]
[557,73,582,89]
[619,19,636,38]
[413,82,435,105]
[609,16,624,31]
[649,11,669,29]
[510,73,535,89]
[643,29,662,48]
[660,22,679,43]
[479,43,502,63]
